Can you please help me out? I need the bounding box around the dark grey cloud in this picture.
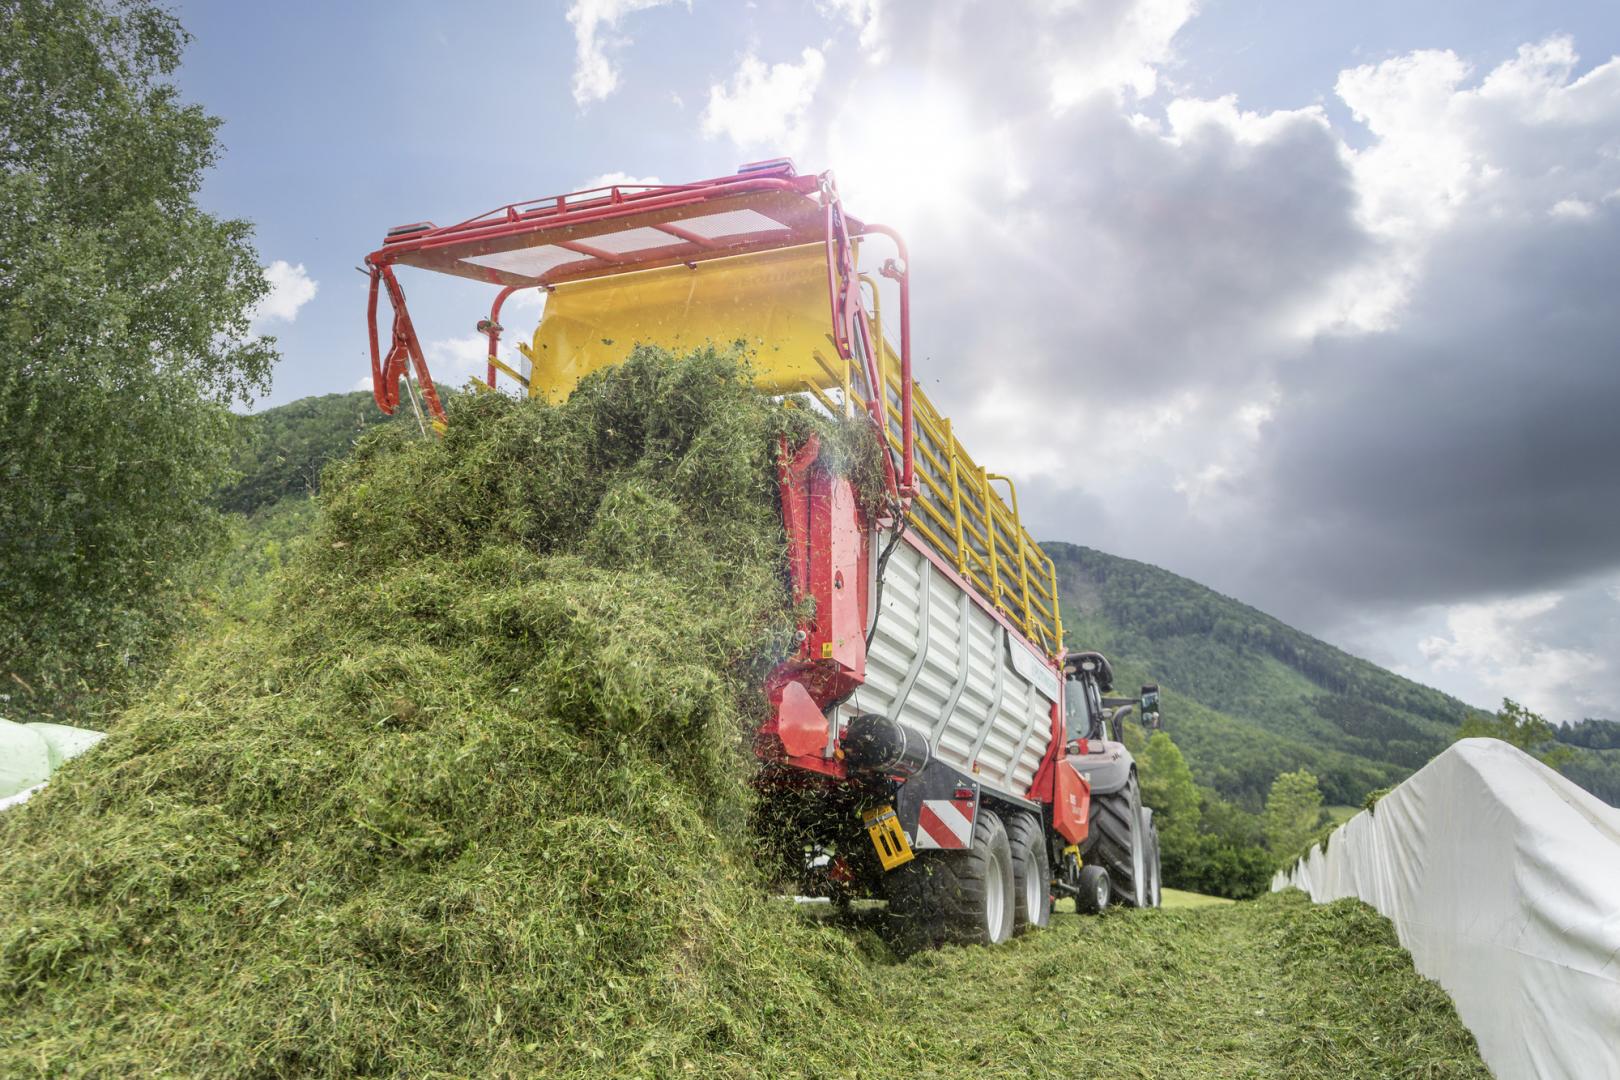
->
[912,97,1370,404]
[1255,209,1620,610]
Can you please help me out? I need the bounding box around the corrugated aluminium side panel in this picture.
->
[897,570,960,728]
[1002,676,1050,792]
[981,671,1031,786]
[937,613,996,766]
[847,535,1057,804]
[1010,710,1050,789]
[856,544,921,719]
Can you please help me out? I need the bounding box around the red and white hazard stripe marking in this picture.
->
[914,799,975,850]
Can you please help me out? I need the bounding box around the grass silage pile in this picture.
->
[1,346,1492,1079]
[0,348,886,1077]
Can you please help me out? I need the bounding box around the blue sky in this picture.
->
[173,1,1620,722]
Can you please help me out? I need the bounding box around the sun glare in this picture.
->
[829,86,983,233]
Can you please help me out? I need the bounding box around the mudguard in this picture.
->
[1065,740,1135,796]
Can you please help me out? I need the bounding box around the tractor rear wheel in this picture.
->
[885,808,1016,948]
[1091,773,1148,907]
[1005,811,1051,933]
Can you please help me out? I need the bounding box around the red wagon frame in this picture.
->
[363,159,916,502]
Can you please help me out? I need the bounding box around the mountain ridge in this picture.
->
[1046,541,1470,805]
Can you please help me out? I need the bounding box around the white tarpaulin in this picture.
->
[27,721,107,770]
[0,720,52,800]
[0,718,106,807]
[1273,738,1620,1080]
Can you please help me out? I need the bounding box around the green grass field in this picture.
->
[1162,886,1236,908]
[1052,887,1232,913]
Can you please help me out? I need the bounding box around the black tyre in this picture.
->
[885,808,1016,948]
[1142,809,1163,909]
[1075,863,1111,914]
[1091,773,1148,907]
[1004,811,1051,934]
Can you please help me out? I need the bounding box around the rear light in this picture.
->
[952,787,974,801]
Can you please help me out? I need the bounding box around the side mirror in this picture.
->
[1141,684,1162,730]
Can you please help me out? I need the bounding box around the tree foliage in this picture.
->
[1454,699,1575,769]
[1165,787,1275,900]
[1553,717,1620,751]
[1264,769,1325,862]
[0,0,273,721]
[1133,728,1273,899]
[1139,731,1199,848]
[218,392,393,515]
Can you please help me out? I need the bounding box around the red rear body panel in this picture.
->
[759,437,869,777]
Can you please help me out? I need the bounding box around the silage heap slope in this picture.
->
[0,348,884,1077]
[0,348,1491,1080]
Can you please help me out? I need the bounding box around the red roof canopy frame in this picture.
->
[363,160,915,503]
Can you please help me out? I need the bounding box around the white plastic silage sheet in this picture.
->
[0,719,52,799]
[0,717,106,809]
[1274,738,1620,1080]
[26,721,106,770]
[0,784,45,812]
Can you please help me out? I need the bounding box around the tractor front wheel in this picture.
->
[1091,773,1149,907]
[1075,863,1112,914]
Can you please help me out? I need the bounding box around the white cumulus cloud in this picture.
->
[581,171,663,189]
[1550,197,1596,221]
[251,260,317,330]
[1418,593,1608,719]
[566,0,685,106]
[702,48,826,152]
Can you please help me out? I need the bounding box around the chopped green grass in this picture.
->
[860,890,1488,1079]
[0,349,1487,1078]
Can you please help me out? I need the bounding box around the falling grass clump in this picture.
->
[0,345,1493,1079]
[0,346,887,1078]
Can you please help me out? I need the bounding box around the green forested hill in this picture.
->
[219,392,393,514]
[1049,543,1620,807]
[1048,542,1470,807]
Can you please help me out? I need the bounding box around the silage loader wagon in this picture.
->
[362,160,1163,946]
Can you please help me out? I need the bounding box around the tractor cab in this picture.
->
[1058,652,1164,909]
[1062,652,1160,744]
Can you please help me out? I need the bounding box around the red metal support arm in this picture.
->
[366,262,446,423]
[861,223,916,501]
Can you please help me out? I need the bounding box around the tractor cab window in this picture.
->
[1063,674,1101,743]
